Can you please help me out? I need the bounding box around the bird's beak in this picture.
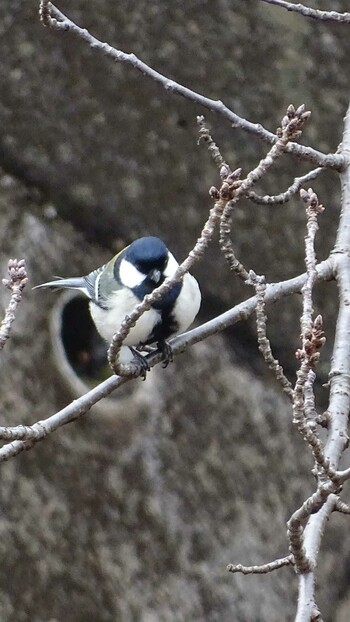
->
[149,268,162,284]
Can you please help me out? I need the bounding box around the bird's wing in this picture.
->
[82,265,106,304]
[84,246,126,309]
[33,276,89,293]
[34,246,129,308]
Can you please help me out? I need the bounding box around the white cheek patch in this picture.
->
[119,258,145,288]
[164,252,179,278]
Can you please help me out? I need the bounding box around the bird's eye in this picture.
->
[135,261,148,274]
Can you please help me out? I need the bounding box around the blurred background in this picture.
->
[0,1,349,620]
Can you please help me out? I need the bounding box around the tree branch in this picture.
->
[246,270,293,399]
[197,117,249,280]
[246,167,324,206]
[323,104,350,470]
[227,555,293,575]
[0,258,334,460]
[38,1,344,170]
[0,259,28,352]
[295,573,316,622]
[259,0,350,23]
[292,190,334,479]
[302,494,338,568]
[294,494,337,622]
[291,102,350,622]
[333,498,350,514]
[287,486,337,575]
[219,104,310,276]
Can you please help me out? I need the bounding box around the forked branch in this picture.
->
[247,167,324,205]
[219,104,310,277]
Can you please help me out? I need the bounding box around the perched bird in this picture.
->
[35,236,201,367]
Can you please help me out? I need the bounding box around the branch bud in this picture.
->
[219,164,231,180]
[209,186,220,200]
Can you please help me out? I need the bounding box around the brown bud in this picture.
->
[227,168,242,181]
[220,164,231,180]
[295,104,305,116]
[314,315,323,330]
[301,111,311,121]
[281,115,289,128]
[220,182,231,199]
[209,186,220,200]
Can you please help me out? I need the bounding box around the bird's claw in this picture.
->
[158,340,173,368]
[129,347,150,380]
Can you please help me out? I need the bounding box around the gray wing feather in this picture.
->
[84,257,122,309]
[33,276,87,293]
[34,249,125,309]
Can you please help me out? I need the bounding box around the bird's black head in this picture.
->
[117,236,181,307]
[125,236,168,274]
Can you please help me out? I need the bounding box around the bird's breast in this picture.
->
[89,288,160,345]
[171,273,201,335]
[89,272,201,346]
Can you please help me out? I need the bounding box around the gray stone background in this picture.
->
[0,1,349,620]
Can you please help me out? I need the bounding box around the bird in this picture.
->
[34,236,201,370]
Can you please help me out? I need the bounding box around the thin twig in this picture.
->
[259,0,350,23]
[0,259,28,351]
[197,117,250,279]
[299,188,324,338]
[227,555,293,575]
[293,320,333,480]
[292,190,333,478]
[197,115,226,170]
[247,167,324,205]
[219,104,310,277]
[304,369,317,422]
[287,484,335,573]
[332,466,350,484]
[333,498,350,514]
[246,270,293,399]
[0,374,127,462]
[38,1,344,170]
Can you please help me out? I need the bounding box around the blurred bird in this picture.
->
[35,236,201,367]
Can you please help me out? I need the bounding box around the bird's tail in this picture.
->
[33,276,88,295]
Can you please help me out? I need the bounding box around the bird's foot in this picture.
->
[158,340,173,368]
[135,344,157,354]
[129,347,150,380]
